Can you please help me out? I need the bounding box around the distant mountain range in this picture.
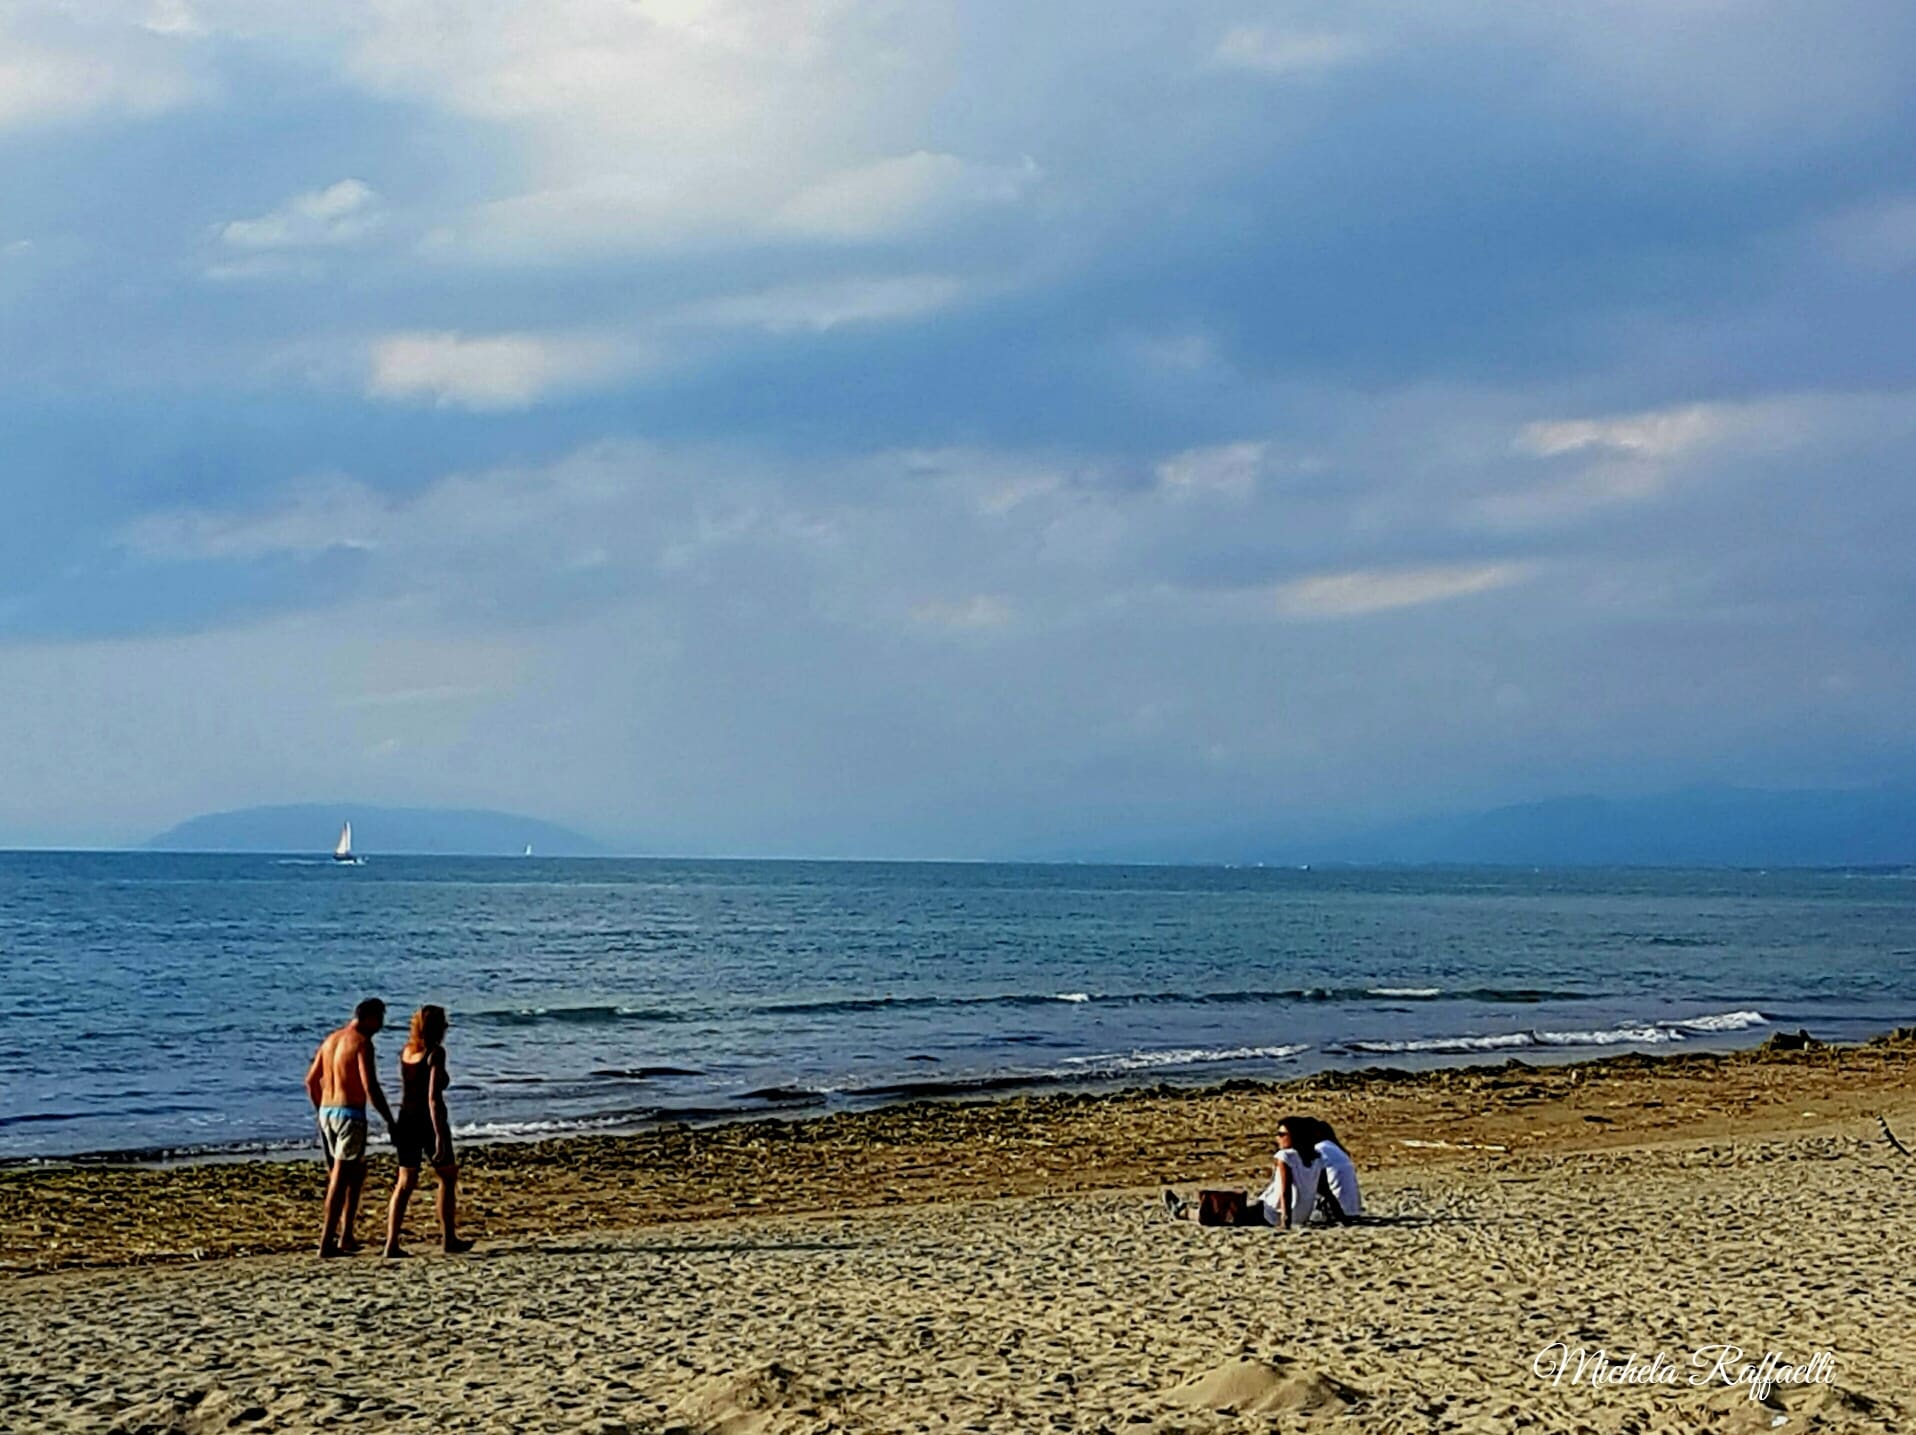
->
[147,785,1916,867]
[146,804,608,857]
[1301,784,1916,868]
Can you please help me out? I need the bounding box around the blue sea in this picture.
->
[2,853,1912,1162]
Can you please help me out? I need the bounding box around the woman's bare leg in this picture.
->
[436,1165,472,1252]
[385,1165,418,1256]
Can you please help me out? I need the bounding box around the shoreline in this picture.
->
[5,1030,1914,1276]
[0,1009,1833,1171]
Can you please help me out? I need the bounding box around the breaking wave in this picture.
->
[1340,1010,1769,1056]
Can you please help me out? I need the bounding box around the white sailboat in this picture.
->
[522,843,534,857]
[332,820,363,865]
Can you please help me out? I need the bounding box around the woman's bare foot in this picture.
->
[383,1245,411,1259]
[337,1237,364,1256]
[442,1236,475,1254]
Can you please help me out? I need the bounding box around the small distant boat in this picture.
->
[332,821,364,865]
[522,843,534,857]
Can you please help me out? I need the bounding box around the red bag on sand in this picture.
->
[1197,1189,1248,1226]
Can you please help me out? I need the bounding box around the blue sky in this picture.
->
[3,0,1915,854]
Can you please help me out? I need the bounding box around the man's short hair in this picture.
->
[354,997,386,1025]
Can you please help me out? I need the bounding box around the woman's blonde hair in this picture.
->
[405,1004,448,1057]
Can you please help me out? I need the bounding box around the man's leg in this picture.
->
[320,1160,350,1257]
[338,1162,367,1252]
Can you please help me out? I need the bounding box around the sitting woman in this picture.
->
[1162,1115,1322,1228]
[1295,1116,1363,1223]
[1312,1119,1363,1221]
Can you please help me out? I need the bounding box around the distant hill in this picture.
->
[1309,784,1916,868]
[147,804,609,857]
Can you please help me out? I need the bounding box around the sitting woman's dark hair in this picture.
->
[1308,1117,1344,1153]
[1276,1115,1320,1163]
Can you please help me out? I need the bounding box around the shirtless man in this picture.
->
[304,998,397,1257]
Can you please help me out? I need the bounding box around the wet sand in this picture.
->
[3,1036,1914,1431]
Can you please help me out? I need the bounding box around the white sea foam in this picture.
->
[452,1118,593,1139]
[1674,1009,1768,1032]
[1063,1042,1311,1072]
[1347,1031,1537,1055]
[1053,992,1092,1003]
[1345,1010,1768,1056]
[448,1110,680,1141]
[1368,987,1443,998]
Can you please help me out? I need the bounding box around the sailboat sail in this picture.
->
[334,822,353,860]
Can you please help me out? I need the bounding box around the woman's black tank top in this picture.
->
[399,1052,436,1111]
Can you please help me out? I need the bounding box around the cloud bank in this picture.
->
[2,0,1915,852]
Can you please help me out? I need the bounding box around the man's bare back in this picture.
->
[309,1023,375,1109]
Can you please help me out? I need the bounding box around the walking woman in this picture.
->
[384,1004,474,1257]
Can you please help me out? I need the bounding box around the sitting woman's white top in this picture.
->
[1255,1148,1320,1227]
[1316,1139,1362,1217]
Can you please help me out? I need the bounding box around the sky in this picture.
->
[3,0,1915,856]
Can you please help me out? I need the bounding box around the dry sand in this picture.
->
[3,1039,1915,1432]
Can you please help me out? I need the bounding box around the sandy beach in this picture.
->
[4,1037,1914,1432]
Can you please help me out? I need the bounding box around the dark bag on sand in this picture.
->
[1196,1189,1248,1226]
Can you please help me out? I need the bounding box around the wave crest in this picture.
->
[1341,1009,1768,1056]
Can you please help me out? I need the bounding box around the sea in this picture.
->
[2,852,1912,1163]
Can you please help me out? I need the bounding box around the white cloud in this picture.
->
[1515,404,1725,460]
[1212,26,1368,77]
[0,20,203,130]
[1484,394,1901,530]
[909,594,1014,632]
[366,331,626,408]
[320,0,963,258]
[219,179,382,250]
[1156,441,1267,499]
[437,153,1037,259]
[141,0,204,38]
[673,275,966,333]
[1268,561,1535,619]
[1483,400,1799,529]
[436,177,718,261]
[774,151,1041,242]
